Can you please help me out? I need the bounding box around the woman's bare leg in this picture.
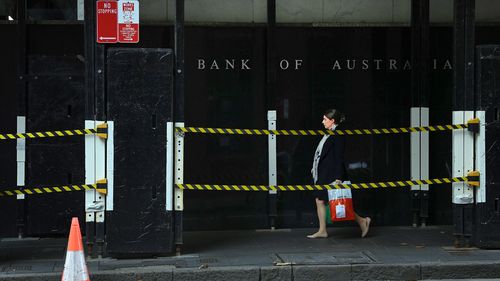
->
[307,198,328,238]
[355,213,371,238]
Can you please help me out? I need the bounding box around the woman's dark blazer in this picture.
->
[316,133,348,185]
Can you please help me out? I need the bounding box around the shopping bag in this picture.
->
[327,187,355,222]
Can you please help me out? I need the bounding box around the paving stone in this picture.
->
[293,265,351,281]
[173,266,259,281]
[278,251,374,265]
[0,266,174,281]
[351,263,420,280]
[260,266,292,281]
[91,266,174,281]
[0,261,57,274]
[421,261,500,279]
[0,272,59,281]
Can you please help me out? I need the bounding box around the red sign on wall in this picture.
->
[118,1,139,43]
[96,1,118,43]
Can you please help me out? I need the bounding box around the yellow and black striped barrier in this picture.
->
[177,172,479,191]
[0,123,108,140]
[0,179,107,197]
[176,118,479,136]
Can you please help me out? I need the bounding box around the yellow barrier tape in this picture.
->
[0,179,107,197]
[176,123,472,136]
[0,123,108,140]
[177,174,480,191]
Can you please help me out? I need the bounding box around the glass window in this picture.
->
[0,0,16,20]
[28,0,77,21]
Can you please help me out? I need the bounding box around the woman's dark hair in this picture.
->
[324,108,346,124]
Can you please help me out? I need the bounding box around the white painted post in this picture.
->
[85,120,96,224]
[411,108,421,191]
[106,121,114,210]
[420,108,429,192]
[452,111,474,204]
[268,110,277,193]
[16,116,26,200]
[475,111,486,203]
[174,122,184,212]
[166,122,174,211]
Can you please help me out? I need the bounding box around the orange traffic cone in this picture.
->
[61,217,90,281]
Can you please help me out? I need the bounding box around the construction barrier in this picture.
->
[177,171,479,191]
[61,217,90,281]
[176,118,479,136]
[0,123,108,140]
[0,179,107,197]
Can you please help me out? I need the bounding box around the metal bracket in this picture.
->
[175,129,185,138]
[466,170,480,187]
[467,118,480,133]
[96,178,108,195]
[96,122,108,139]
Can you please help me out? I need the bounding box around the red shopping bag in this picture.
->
[327,188,355,222]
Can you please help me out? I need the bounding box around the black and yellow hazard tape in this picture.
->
[0,123,108,140]
[176,118,479,136]
[177,172,480,191]
[0,179,107,197]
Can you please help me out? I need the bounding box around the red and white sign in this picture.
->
[96,1,118,43]
[118,0,139,43]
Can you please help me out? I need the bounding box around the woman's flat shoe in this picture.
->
[307,233,328,239]
[361,217,371,238]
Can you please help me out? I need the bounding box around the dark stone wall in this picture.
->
[2,24,500,236]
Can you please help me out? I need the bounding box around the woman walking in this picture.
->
[307,108,371,239]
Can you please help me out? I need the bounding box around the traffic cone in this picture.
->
[61,217,90,281]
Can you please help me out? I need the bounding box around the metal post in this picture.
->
[266,0,277,230]
[174,0,185,121]
[16,0,26,115]
[474,111,485,205]
[166,121,175,252]
[410,0,430,228]
[94,120,106,258]
[266,0,276,109]
[166,122,174,213]
[84,0,96,120]
[268,111,277,229]
[94,21,107,258]
[453,0,475,247]
[174,123,184,256]
[410,107,429,227]
[174,0,185,255]
[84,119,106,259]
[16,0,27,240]
[105,121,114,213]
[84,0,107,257]
[419,108,429,227]
[84,0,96,257]
[84,121,96,257]
[410,108,421,227]
[16,116,26,239]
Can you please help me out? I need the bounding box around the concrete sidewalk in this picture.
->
[2,225,500,280]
